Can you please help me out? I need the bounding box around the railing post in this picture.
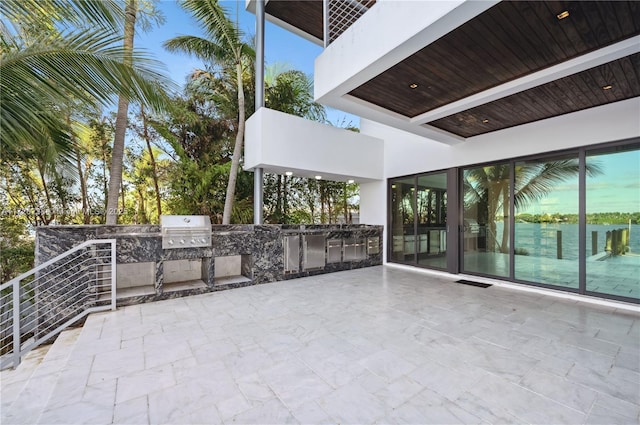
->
[110,240,116,310]
[12,280,20,368]
[323,0,329,47]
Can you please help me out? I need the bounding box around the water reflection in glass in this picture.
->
[462,164,510,277]
[514,155,580,288]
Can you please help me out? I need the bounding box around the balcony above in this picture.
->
[244,107,383,182]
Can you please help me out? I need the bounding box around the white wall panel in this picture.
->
[244,108,384,182]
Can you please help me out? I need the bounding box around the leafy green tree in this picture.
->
[164,0,254,224]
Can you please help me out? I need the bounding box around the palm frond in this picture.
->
[1,0,123,33]
[180,0,241,56]
[1,28,174,159]
[163,35,229,64]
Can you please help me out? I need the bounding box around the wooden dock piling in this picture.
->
[557,230,562,260]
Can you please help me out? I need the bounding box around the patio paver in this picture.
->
[2,266,639,424]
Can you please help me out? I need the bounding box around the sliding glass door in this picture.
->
[388,140,638,303]
[390,177,415,263]
[417,173,447,270]
[461,163,510,278]
[585,145,640,299]
[514,154,580,289]
[389,172,448,270]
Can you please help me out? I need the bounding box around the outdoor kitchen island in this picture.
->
[35,222,383,306]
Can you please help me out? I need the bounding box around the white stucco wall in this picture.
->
[363,97,640,179]
[244,107,384,182]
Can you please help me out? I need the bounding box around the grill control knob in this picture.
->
[201,238,206,243]
[168,240,174,245]
[191,239,196,244]
[180,239,185,244]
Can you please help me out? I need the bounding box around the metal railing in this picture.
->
[0,239,116,370]
[324,0,376,46]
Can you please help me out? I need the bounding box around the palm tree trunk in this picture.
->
[276,174,282,219]
[222,60,245,224]
[343,182,348,224]
[501,184,510,253]
[76,149,90,224]
[106,0,136,224]
[70,114,90,224]
[36,160,54,225]
[140,105,162,220]
[283,175,288,221]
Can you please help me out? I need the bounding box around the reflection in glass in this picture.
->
[586,146,639,300]
[514,156,580,288]
[417,173,447,269]
[390,178,415,262]
[462,164,510,277]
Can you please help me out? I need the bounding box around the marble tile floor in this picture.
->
[1,266,639,424]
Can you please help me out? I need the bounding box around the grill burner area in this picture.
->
[161,215,212,249]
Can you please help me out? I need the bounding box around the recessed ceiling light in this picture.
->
[347,179,354,184]
[409,83,418,89]
[602,85,612,90]
[391,184,396,189]
[557,10,569,20]
[482,119,489,123]
[285,171,293,176]
[315,175,322,180]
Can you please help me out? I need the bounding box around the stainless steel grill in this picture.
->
[161,215,212,249]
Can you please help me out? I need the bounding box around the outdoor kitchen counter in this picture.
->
[35,224,383,306]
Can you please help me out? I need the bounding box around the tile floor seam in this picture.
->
[513,375,597,417]
[112,377,119,424]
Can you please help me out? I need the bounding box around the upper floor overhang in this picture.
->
[244,107,384,182]
[248,1,640,146]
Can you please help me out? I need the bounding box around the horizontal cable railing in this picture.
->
[0,239,116,370]
[326,0,376,45]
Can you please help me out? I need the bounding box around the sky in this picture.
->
[136,0,359,127]
[518,150,640,215]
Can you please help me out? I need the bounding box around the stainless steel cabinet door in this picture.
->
[303,235,325,270]
[283,236,299,273]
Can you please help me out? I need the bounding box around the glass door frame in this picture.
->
[387,169,456,272]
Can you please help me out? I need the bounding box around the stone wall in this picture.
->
[35,224,383,306]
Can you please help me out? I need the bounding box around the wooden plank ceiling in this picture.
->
[265,0,324,41]
[428,53,640,137]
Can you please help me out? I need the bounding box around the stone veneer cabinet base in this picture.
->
[35,224,383,307]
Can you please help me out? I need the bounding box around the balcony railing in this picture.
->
[325,0,376,46]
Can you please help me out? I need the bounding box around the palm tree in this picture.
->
[164,0,254,224]
[463,159,602,253]
[106,0,137,225]
[265,66,326,122]
[1,0,168,163]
